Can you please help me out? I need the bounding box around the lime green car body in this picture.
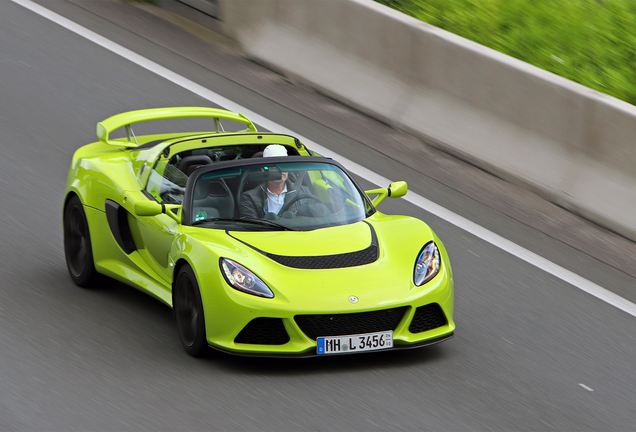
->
[64,107,455,357]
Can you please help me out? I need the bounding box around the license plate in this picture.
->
[317,331,393,355]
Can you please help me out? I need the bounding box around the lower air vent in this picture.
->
[234,318,290,345]
[295,307,407,340]
[409,304,447,333]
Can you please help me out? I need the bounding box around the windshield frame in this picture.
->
[182,156,376,229]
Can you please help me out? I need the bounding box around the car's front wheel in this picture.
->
[173,264,208,357]
[64,195,99,287]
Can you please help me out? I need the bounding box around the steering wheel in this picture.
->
[280,193,324,213]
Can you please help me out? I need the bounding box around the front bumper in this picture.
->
[208,332,455,358]
[203,272,455,356]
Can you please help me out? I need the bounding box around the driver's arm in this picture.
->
[239,193,259,219]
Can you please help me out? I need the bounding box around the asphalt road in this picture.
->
[2,0,636,430]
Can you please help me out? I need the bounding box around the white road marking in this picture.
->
[12,0,636,317]
[578,384,594,392]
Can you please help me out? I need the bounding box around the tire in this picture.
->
[173,264,209,357]
[64,195,100,287]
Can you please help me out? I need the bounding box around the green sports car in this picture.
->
[63,107,455,357]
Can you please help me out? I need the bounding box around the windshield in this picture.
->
[188,161,374,231]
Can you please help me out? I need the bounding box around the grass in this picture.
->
[375,0,636,105]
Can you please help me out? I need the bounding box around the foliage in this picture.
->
[375,0,636,105]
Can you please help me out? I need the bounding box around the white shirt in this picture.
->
[264,185,288,215]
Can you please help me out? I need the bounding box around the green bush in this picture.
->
[375,0,636,105]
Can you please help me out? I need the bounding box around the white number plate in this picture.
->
[317,331,393,355]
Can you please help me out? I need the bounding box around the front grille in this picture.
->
[234,318,290,345]
[266,244,378,269]
[295,307,407,340]
[409,303,447,333]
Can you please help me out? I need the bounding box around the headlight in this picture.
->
[220,258,274,298]
[414,241,441,286]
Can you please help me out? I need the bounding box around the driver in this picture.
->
[239,145,315,219]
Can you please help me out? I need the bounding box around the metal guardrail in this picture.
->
[178,0,636,242]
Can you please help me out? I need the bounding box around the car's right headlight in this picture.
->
[413,241,441,286]
[220,258,274,298]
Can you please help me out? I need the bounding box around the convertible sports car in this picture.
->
[63,107,455,357]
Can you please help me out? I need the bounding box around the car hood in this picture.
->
[228,221,374,257]
[183,214,446,310]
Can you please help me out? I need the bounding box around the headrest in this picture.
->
[178,155,213,176]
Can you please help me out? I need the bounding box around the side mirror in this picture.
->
[135,201,162,216]
[135,201,182,224]
[365,181,408,207]
[389,181,407,198]
[164,204,182,224]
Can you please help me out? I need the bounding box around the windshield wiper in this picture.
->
[238,217,296,231]
[192,217,233,226]
[192,217,294,231]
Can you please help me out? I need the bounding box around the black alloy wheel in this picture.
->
[64,196,99,287]
[173,264,208,357]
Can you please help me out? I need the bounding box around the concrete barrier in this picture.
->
[211,0,636,241]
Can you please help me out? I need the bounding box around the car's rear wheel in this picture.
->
[64,195,99,287]
[173,264,208,357]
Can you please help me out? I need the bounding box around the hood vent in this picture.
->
[228,221,379,269]
[264,243,378,269]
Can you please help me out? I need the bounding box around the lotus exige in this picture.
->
[63,107,454,357]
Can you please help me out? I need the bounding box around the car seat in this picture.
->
[193,178,235,219]
[178,155,213,176]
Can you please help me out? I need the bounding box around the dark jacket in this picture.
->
[240,180,312,219]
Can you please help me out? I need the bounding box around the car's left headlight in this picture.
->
[414,241,441,286]
[220,258,274,298]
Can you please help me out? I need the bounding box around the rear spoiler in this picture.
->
[96,107,258,148]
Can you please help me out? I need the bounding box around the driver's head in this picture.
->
[263,145,288,186]
[263,145,287,158]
